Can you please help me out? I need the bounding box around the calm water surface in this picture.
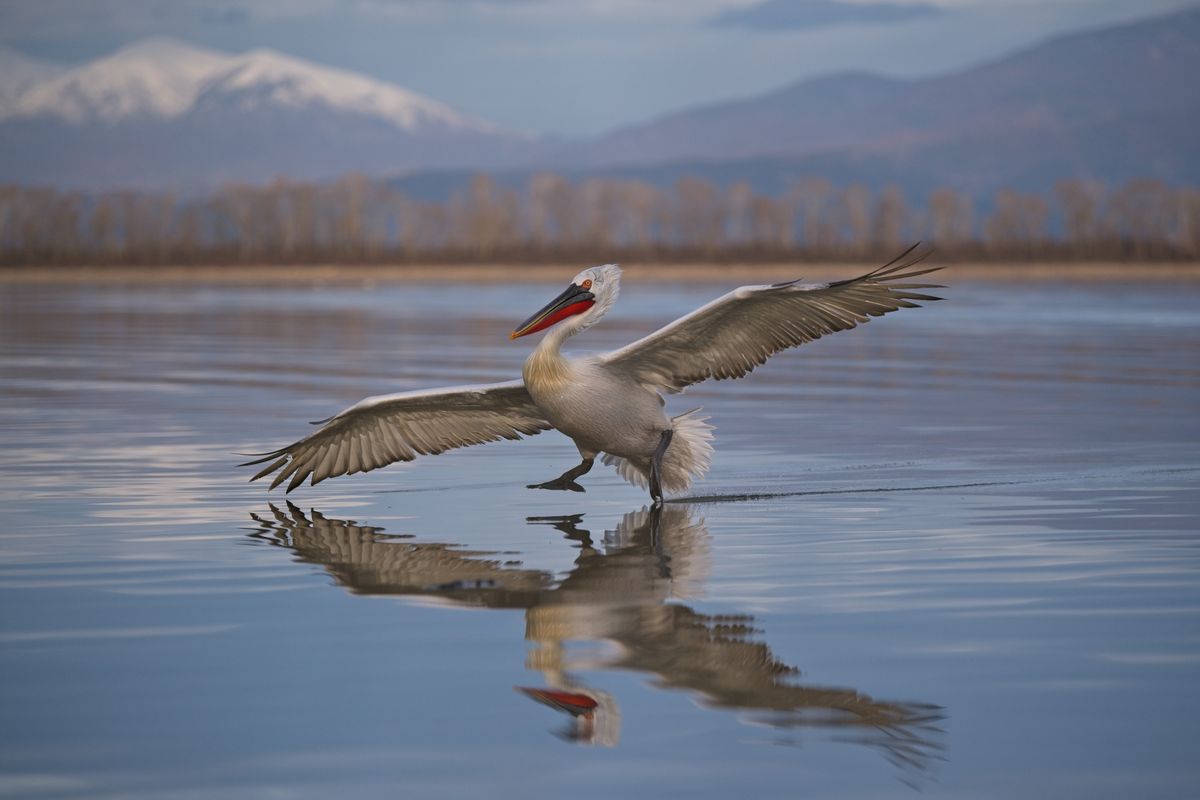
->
[1,276,1198,798]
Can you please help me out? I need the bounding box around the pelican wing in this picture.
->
[241,380,552,492]
[601,246,942,393]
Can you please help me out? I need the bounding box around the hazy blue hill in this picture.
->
[531,5,1199,197]
[578,6,1200,167]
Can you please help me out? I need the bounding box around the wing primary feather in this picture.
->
[831,244,928,287]
[601,244,944,394]
[237,449,286,466]
[243,380,550,492]
[250,456,288,483]
[268,456,302,491]
[286,464,312,494]
[875,241,923,272]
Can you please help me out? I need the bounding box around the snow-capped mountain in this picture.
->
[0,47,67,107]
[2,38,497,133]
[0,37,534,187]
[5,38,229,124]
[198,48,498,134]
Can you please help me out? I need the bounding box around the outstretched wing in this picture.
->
[601,244,942,394]
[241,380,552,492]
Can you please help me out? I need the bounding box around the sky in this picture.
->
[0,0,1194,136]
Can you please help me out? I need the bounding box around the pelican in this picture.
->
[242,245,942,502]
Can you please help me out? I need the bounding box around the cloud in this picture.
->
[0,0,327,39]
[198,6,254,26]
[713,0,944,31]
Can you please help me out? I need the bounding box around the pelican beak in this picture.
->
[510,283,595,340]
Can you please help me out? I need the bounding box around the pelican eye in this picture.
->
[581,279,593,290]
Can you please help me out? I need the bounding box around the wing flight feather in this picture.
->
[601,244,943,393]
[241,380,552,492]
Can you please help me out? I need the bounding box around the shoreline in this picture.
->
[1,261,1197,285]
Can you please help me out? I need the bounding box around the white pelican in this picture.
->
[243,245,942,502]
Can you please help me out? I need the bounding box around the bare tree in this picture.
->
[1055,179,1106,257]
[790,178,832,253]
[927,187,975,251]
[725,181,754,247]
[873,185,910,253]
[527,172,578,250]
[1173,187,1200,256]
[840,184,873,257]
[1,175,1196,266]
[1107,179,1175,258]
[672,177,725,253]
[984,189,1048,257]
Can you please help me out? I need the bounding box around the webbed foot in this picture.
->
[527,457,593,493]
[527,478,587,493]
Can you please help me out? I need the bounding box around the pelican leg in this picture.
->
[648,429,673,506]
[527,458,593,493]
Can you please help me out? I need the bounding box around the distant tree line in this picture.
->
[2,174,1198,265]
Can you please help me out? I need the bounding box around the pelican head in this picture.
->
[510,264,621,340]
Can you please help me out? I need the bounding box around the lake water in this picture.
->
[1,274,1198,799]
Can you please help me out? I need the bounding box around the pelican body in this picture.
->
[243,245,942,502]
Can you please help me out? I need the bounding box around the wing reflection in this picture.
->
[249,502,944,772]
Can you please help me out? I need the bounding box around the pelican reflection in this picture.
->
[248,503,944,771]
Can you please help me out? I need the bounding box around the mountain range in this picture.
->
[1,5,1197,197]
[560,4,1200,197]
[0,38,536,188]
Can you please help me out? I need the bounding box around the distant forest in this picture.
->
[2,174,1197,265]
